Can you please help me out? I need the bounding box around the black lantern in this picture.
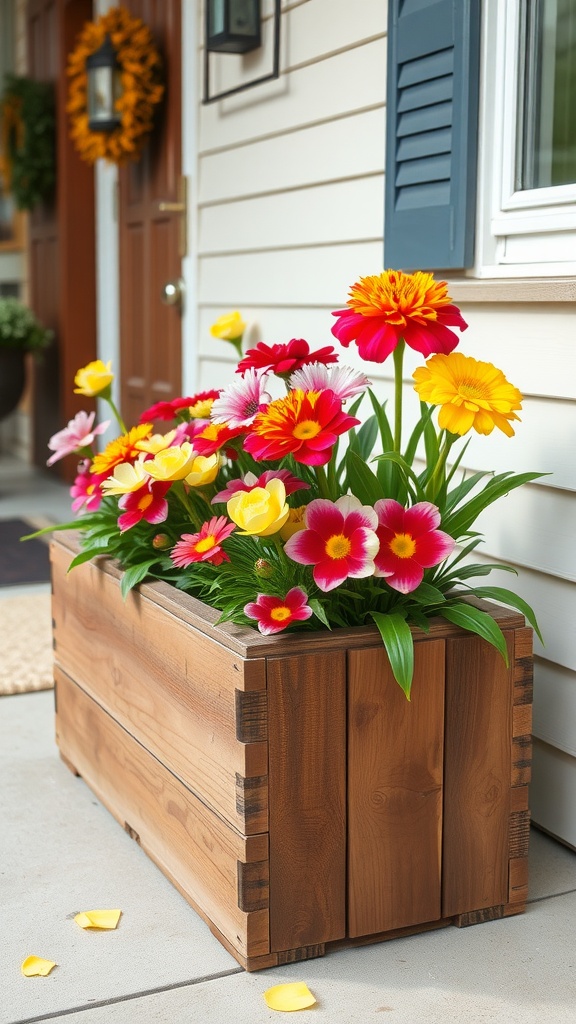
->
[207,0,261,54]
[86,35,122,133]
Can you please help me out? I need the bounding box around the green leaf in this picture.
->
[367,389,394,450]
[345,450,382,505]
[411,582,446,606]
[370,611,414,699]
[120,559,160,598]
[441,602,509,664]
[443,471,546,538]
[463,586,544,644]
[309,599,332,629]
[67,549,100,571]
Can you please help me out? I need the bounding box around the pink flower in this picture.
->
[244,389,359,467]
[212,469,309,504]
[47,411,110,466]
[284,495,379,592]
[170,516,236,567]
[288,363,371,401]
[210,368,271,428]
[244,588,313,635]
[138,392,220,424]
[117,480,171,532]
[373,499,455,594]
[70,459,105,512]
[237,338,338,376]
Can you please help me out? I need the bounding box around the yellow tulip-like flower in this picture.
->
[279,505,308,541]
[144,442,197,481]
[413,352,523,437]
[227,478,290,537]
[74,359,114,397]
[184,453,221,488]
[101,459,150,495]
[210,311,246,341]
[136,429,177,455]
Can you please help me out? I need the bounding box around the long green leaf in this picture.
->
[346,450,382,505]
[443,472,545,538]
[464,586,543,644]
[120,558,160,598]
[441,602,509,664]
[370,611,414,699]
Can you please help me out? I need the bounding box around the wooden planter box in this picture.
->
[51,532,533,971]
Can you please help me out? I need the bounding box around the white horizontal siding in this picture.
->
[531,740,576,850]
[533,660,576,759]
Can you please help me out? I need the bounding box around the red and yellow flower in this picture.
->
[373,500,454,594]
[244,588,313,635]
[244,389,359,466]
[284,495,379,592]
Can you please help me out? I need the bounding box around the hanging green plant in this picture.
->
[1,74,56,211]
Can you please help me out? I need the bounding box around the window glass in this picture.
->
[517,0,576,190]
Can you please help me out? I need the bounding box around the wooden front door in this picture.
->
[118,0,183,428]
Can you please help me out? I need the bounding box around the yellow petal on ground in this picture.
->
[21,956,57,977]
[74,909,122,930]
[263,982,317,1012]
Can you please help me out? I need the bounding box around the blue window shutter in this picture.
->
[384,0,481,270]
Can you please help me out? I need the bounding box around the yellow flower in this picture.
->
[144,442,197,481]
[279,505,308,541]
[91,424,153,476]
[413,352,523,436]
[184,453,221,488]
[101,459,150,495]
[210,311,246,342]
[227,478,289,537]
[74,359,114,397]
[135,429,177,454]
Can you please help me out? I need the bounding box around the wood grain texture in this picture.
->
[347,640,445,936]
[267,651,347,951]
[442,632,514,918]
[51,538,268,834]
[55,666,270,960]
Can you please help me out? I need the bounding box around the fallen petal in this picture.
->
[21,956,57,977]
[74,909,122,930]
[263,981,317,1012]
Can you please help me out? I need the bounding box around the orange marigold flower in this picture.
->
[90,423,153,477]
[331,269,468,363]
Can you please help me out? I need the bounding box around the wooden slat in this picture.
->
[55,667,270,960]
[267,652,347,951]
[442,633,514,917]
[51,539,268,834]
[347,639,445,936]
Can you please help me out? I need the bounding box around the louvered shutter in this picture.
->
[384,0,481,270]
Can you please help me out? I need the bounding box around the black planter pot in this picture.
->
[0,348,26,421]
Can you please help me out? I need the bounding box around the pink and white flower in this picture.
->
[117,480,171,532]
[244,588,313,634]
[284,495,379,592]
[373,499,454,594]
[212,468,309,504]
[47,411,110,466]
[70,459,105,512]
[288,363,371,402]
[210,368,271,428]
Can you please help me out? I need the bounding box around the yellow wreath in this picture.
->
[67,6,164,166]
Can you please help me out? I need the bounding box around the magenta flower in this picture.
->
[373,499,455,594]
[171,516,236,568]
[117,480,171,532]
[237,338,338,376]
[212,468,309,504]
[210,369,271,428]
[288,363,371,402]
[244,587,313,635]
[47,411,110,466]
[284,495,379,592]
[138,391,220,424]
[70,459,105,512]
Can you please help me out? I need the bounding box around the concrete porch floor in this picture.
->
[1,454,576,1023]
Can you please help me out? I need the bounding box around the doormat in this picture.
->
[0,591,53,694]
[0,518,51,586]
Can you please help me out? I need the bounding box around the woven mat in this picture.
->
[0,591,54,695]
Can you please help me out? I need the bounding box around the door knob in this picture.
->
[161,278,185,308]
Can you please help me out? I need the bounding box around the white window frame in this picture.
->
[474,0,576,278]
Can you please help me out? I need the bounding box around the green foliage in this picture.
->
[2,74,56,210]
[0,298,52,351]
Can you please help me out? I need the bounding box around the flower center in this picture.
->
[137,493,154,511]
[293,419,321,440]
[243,399,259,417]
[390,533,416,559]
[325,534,351,560]
[457,379,490,401]
[270,606,292,622]
[195,535,216,553]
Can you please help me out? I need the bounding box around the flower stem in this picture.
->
[393,339,405,454]
[173,482,202,529]
[315,464,331,500]
[426,432,455,503]
[105,396,127,435]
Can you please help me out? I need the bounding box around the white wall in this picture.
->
[192,0,576,849]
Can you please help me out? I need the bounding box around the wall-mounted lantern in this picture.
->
[207,0,261,54]
[86,35,122,133]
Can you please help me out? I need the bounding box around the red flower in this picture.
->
[331,270,467,363]
[244,389,358,466]
[373,499,454,594]
[212,469,309,504]
[139,391,220,424]
[244,588,313,635]
[284,496,379,592]
[237,338,338,376]
[192,422,245,457]
[170,516,236,568]
[117,480,171,533]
